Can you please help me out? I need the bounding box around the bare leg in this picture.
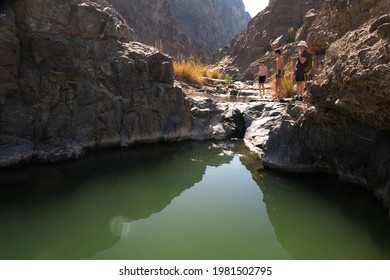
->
[261,84,265,97]
[276,78,283,99]
[258,84,262,97]
[297,82,305,96]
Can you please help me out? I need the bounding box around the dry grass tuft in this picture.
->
[173,58,223,85]
[174,60,205,85]
[207,68,223,79]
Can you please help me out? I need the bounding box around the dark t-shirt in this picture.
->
[296,49,309,73]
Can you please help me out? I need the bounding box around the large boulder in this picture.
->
[0,0,192,166]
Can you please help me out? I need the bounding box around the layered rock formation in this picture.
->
[0,0,192,166]
[206,0,390,214]
[257,1,390,211]
[215,0,323,79]
[199,0,390,213]
[0,0,251,167]
[107,0,250,60]
[1,0,390,217]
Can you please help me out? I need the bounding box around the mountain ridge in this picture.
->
[107,0,250,60]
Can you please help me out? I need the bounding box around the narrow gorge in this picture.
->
[1,0,390,219]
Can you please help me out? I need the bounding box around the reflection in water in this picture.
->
[263,173,390,260]
[0,141,247,259]
[92,155,288,260]
[241,154,390,259]
[0,141,389,259]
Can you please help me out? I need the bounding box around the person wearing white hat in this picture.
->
[295,40,309,101]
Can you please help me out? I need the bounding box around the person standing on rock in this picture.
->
[274,49,285,100]
[256,60,268,98]
[295,40,309,101]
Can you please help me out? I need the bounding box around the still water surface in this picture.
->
[1,141,390,259]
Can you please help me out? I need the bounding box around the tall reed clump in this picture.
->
[282,60,296,98]
[208,68,223,79]
[173,57,223,85]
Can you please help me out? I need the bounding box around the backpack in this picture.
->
[304,51,313,73]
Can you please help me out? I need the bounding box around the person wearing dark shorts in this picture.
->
[258,75,266,84]
[295,71,306,82]
[256,60,268,97]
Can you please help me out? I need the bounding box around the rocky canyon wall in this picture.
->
[0,0,194,166]
[107,0,250,60]
[0,0,247,167]
[215,0,323,79]
[2,0,390,217]
[260,0,390,209]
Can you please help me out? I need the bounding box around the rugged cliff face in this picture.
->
[2,0,390,216]
[0,0,194,166]
[215,0,323,79]
[0,0,249,167]
[207,0,390,213]
[107,0,250,60]
[259,0,390,210]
